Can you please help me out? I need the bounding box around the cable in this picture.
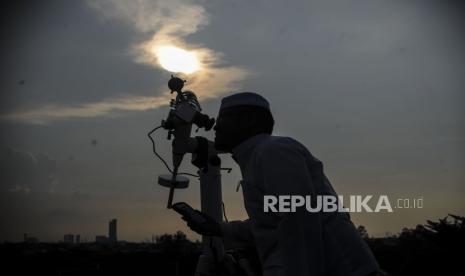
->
[178,172,200,177]
[147,125,199,178]
[222,201,229,223]
[148,126,172,173]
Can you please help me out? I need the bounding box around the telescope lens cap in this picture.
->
[168,76,185,92]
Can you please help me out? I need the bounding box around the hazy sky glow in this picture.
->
[0,0,464,242]
[155,46,200,74]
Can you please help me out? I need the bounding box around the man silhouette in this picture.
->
[183,92,380,276]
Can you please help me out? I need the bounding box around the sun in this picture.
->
[155,46,200,74]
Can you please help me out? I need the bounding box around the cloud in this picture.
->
[87,0,209,36]
[92,0,251,98]
[0,146,57,194]
[2,94,170,124]
[0,146,97,241]
[2,0,250,124]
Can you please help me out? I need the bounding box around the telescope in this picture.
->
[149,76,256,276]
[157,75,215,209]
[149,75,225,273]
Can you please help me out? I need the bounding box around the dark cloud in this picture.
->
[0,146,96,239]
[0,146,56,240]
[0,146,57,194]
[0,0,162,113]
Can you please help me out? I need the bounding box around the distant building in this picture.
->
[23,233,39,243]
[76,235,80,244]
[109,219,117,244]
[95,235,108,243]
[64,234,74,243]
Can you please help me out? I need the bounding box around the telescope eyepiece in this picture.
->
[193,113,215,131]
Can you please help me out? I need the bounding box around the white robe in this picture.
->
[220,134,379,276]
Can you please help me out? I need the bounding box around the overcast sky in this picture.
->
[1,0,464,242]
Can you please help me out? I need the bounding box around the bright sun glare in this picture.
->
[155,46,200,74]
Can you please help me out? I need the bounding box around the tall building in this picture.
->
[95,235,108,243]
[64,234,74,243]
[109,219,117,244]
[76,235,80,244]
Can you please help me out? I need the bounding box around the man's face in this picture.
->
[213,107,245,152]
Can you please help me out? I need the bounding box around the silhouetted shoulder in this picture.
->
[252,136,306,160]
[259,136,311,153]
[253,136,321,169]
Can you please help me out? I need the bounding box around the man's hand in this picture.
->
[182,210,222,236]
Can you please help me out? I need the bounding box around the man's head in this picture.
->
[214,92,274,152]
